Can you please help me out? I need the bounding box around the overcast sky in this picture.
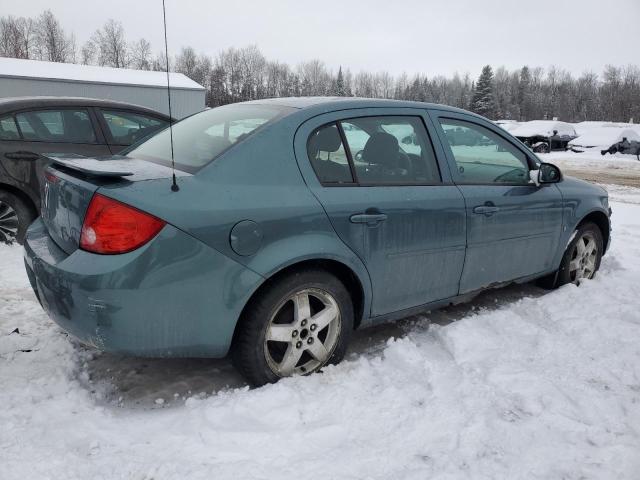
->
[3,0,639,77]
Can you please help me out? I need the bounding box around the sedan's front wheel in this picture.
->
[539,222,603,288]
[233,269,353,386]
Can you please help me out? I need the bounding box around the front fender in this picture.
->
[553,176,610,268]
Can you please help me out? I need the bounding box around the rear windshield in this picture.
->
[126,104,292,173]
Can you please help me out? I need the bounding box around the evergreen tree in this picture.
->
[470,65,495,118]
[332,66,347,96]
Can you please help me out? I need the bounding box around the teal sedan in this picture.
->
[23,98,611,386]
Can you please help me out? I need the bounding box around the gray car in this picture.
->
[0,96,171,242]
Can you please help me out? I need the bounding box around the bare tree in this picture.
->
[92,19,128,68]
[0,16,36,59]
[175,46,198,78]
[34,10,75,62]
[79,40,95,65]
[130,38,152,70]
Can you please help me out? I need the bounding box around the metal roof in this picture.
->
[0,57,205,91]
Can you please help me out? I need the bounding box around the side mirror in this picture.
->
[539,162,562,184]
[529,162,562,186]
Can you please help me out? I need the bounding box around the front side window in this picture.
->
[127,104,291,173]
[340,116,441,185]
[14,109,96,144]
[439,118,530,184]
[100,110,168,146]
[0,115,19,140]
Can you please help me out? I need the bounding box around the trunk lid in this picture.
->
[41,154,187,254]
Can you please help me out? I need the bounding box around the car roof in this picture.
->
[242,96,474,116]
[0,96,171,119]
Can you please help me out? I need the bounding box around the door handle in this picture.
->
[350,211,388,226]
[5,151,40,161]
[473,204,500,215]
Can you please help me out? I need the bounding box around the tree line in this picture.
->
[1,10,639,123]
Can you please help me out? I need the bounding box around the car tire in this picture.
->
[537,222,603,289]
[0,190,35,245]
[534,143,550,154]
[232,269,354,387]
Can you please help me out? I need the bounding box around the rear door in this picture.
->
[95,109,169,154]
[295,108,467,318]
[428,110,563,293]
[0,108,110,206]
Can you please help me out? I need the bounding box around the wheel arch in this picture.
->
[0,182,38,216]
[576,209,610,252]
[233,257,368,348]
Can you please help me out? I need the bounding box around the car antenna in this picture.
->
[162,0,179,192]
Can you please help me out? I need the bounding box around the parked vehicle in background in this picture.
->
[23,97,611,386]
[0,97,171,243]
[510,120,577,153]
[494,119,520,132]
[569,127,640,153]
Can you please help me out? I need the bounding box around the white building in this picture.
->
[0,57,205,119]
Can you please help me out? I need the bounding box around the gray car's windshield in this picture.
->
[127,104,292,173]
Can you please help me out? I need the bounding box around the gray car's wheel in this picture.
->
[539,222,603,289]
[0,191,35,244]
[232,269,353,387]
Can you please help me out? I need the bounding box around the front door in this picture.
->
[296,110,467,317]
[429,111,564,293]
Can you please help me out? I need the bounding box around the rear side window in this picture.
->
[0,115,19,140]
[14,109,96,144]
[127,104,291,173]
[307,116,441,186]
[307,124,354,184]
[100,110,168,146]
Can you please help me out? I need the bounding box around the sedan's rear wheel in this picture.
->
[233,269,353,386]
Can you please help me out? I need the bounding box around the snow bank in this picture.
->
[1,199,640,479]
[569,128,640,148]
[574,121,640,137]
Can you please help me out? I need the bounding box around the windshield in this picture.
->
[126,104,292,173]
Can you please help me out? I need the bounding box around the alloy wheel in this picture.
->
[569,232,598,283]
[0,200,18,243]
[264,288,341,377]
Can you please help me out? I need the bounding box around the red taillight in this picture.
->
[80,194,165,254]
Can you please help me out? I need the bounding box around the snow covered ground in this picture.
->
[2,189,640,479]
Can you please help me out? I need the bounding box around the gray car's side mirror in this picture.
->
[539,162,561,183]
[530,162,561,186]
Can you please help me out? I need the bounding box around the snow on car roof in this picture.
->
[0,57,204,90]
[569,127,640,147]
[510,120,576,138]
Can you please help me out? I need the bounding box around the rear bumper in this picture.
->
[23,218,263,357]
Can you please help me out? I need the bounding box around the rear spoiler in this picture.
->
[44,154,190,180]
[45,154,134,177]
